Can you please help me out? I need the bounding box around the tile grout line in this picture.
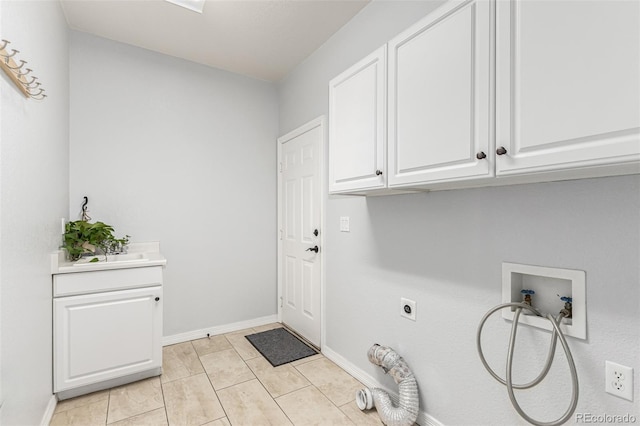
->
[239,337,353,425]
[250,370,296,426]
[272,383,314,401]
[219,330,300,426]
[104,389,111,425]
[243,360,298,426]
[272,390,297,426]
[244,356,309,400]
[105,380,165,425]
[51,390,111,417]
[212,377,256,392]
[199,335,231,423]
[293,358,364,413]
[159,352,170,426]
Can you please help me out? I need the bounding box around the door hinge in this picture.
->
[279,229,283,240]
[279,162,283,173]
[280,297,283,308]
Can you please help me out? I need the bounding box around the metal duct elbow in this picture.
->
[356,344,419,426]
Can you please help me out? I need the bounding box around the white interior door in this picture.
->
[278,117,323,347]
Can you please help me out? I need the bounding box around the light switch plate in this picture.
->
[340,216,350,232]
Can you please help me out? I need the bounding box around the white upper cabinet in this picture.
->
[495,0,640,175]
[388,0,493,187]
[329,46,386,193]
[327,0,639,195]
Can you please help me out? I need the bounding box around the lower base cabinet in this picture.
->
[53,267,163,396]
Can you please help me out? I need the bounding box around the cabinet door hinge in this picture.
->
[279,162,283,173]
[279,229,283,240]
[280,297,283,308]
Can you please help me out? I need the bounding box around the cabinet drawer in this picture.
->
[54,266,163,297]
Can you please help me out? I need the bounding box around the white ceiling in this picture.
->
[60,0,370,82]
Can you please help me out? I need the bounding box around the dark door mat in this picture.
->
[245,327,318,367]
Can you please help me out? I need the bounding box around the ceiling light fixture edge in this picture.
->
[165,0,205,14]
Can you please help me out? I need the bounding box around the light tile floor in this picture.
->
[50,323,384,426]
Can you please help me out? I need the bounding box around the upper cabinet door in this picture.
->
[329,46,386,194]
[495,0,640,176]
[388,0,493,187]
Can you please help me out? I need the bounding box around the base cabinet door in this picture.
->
[495,0,640,175]
[54,286,162,392]
[388,0,493,187]
[329,46,387,193]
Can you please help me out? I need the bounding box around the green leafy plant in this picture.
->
[62,220,130,261]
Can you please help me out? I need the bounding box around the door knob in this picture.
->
[313,229,319,237]
[476,151,487,160]
[496,146,508,155]
[375,170,383,176]
[155,297,160,302]
[306,245,319,253]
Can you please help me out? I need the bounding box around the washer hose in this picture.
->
[477,302,579,426]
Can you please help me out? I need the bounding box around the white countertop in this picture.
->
[52,242,167,274]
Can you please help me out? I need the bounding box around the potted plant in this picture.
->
[62,220,130,261]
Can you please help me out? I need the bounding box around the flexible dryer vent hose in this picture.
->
[356,344,419,426]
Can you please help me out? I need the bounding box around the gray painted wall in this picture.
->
[278,1,640,424]
[0,1,69,423]
[69,32,279,338]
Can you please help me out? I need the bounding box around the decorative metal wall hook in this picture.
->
[7,59,26,70]
[81,196,91,221]
[0,38,46,100]
[22,75,37,85]
[17,67,33,77]
[2,49,19,60]
[28,88,45,97]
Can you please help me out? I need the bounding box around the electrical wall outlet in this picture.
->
[400,298,416,321]
[605,361,633,401]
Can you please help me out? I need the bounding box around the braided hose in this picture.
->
[477,302,579,425]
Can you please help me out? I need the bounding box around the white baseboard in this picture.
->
[40,394,57,426]
[417,408,445,426]
[162,314,279,346]
[321,345,443,426]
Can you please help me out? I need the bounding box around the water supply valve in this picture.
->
[521,289,535,306]
[559,295,572,318]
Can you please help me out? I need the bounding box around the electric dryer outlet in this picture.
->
[400,298,416,321]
